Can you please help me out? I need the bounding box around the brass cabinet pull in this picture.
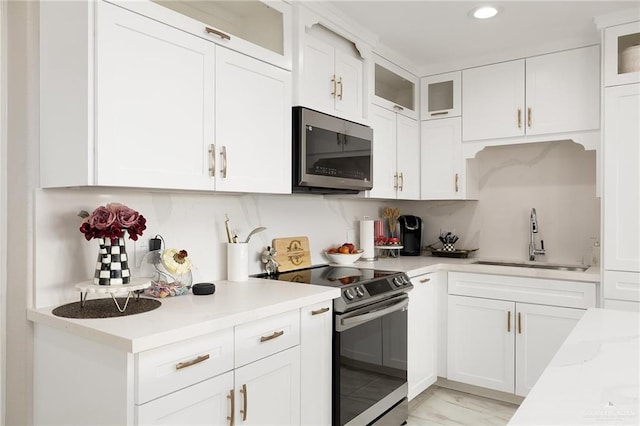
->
[240,384,248,421]
[331,75,337,97]
[518,312,522,334]
[455,173,459,192]
[393,173,398,191]
[176,354,210,370]
[260,330,284,343]
[507,311,511,333]
[527,107,532,128]
[221,146,228,178]
[311,307,330,315]
[399,172,404,191]
[393,105,405,111]
[209,144,215,177]
[205,27,231,41]
[517,108,522,128]
[227,389,235,426]
[431,111,449,116]
[337,77,343,100]
[419,278,431,283]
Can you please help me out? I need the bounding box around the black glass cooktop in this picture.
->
[254,265,400,287]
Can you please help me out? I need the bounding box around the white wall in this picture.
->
[0,1,6,423]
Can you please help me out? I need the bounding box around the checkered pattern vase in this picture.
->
[94,237,131,285]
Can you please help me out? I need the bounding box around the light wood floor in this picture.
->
[407,386,520,425]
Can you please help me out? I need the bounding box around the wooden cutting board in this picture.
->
[272,236,311,272]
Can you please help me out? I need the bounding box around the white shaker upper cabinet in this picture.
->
[462,46,600,143]
[525,46,601,136]
[214,47,291,194]
[462,59,525,142]
[420,117,464,200]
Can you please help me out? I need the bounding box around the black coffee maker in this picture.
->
[399,215,422,256]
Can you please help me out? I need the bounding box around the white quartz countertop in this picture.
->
[509,308,640,425]
[27,278,340,354]
[28,255,599,354]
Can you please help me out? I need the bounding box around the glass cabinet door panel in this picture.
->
[375,64,415,110]
[421,71,461,120]
[153,1,284,55]
[604,21,640,87]
[427,80,454,112]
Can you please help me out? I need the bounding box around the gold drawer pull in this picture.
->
[518,312,522,334]
[176,354,210,370]
[431,111,449,116]
[311,307,330,315]
[527,107,532,128]
[205,27,231,41]
[260,330,284,343]
[517,108,522,128]
[419,278,431,283]
[507,311,511,333]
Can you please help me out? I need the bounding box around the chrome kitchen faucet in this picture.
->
[529,208,546,261]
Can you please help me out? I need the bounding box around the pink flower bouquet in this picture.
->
[79,203,147,241]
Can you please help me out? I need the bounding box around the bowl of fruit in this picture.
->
[325,243,364,265]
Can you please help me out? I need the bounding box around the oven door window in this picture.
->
[335,299,408,425]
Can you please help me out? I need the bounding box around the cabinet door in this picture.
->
[369,104,399,199]
[604,84,640,272]
[234,347,301,425]
[396,115,421,200]
[300,302,333,426]
[408,273,437,400]
[515,303,584,397]
[215,47,292,194]
[420,117,463,200]
[462,60,525,141]
[95,2,215,190]
[334,49,363,120]
[421,71,461,120]
[300,36,336,115]
[136,371,233,425]
[447,295,515,393]
[525,46,600,136]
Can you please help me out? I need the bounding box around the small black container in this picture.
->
[192,282,216,296]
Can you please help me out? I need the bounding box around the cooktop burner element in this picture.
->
[254,265,412,312]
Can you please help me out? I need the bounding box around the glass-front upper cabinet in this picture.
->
[373,54,419,119]
[421,71,461,120]
[604,20,640,87]
[115,0,292,69]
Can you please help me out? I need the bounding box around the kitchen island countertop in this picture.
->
[509,308,640,425]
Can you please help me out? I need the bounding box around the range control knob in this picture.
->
[355,286,365,297]
[344,288,355,300]
[393,277,403,287]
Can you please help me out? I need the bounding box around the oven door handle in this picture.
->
[337,296,408,332]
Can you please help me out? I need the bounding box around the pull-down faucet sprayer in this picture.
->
[529,208,546,261]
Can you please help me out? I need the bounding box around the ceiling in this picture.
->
[320,1,639,74]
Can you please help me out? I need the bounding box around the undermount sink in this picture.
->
[474,260,590,272]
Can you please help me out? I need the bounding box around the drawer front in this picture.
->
[604,270,640,302]
[448,272,597,309]
[136,328,234,404]
[235,309,300,367]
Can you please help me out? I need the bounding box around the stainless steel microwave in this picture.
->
[292,107,373,194]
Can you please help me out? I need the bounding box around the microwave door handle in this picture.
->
[337,297,408,332]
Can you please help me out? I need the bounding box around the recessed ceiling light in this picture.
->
[470,6,499,19]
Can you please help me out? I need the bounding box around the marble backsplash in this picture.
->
[34,140,599,308]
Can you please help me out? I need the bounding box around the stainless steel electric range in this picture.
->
[258,265,413,426]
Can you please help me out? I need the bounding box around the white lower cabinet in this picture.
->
[446,272,595,397]
[33,301,334,426]
[136,371,234,425]
[233,347,301,425]
[408,272,437,400]
[300,302,333,426]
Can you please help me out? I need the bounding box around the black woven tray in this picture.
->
[424,246,478,258]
